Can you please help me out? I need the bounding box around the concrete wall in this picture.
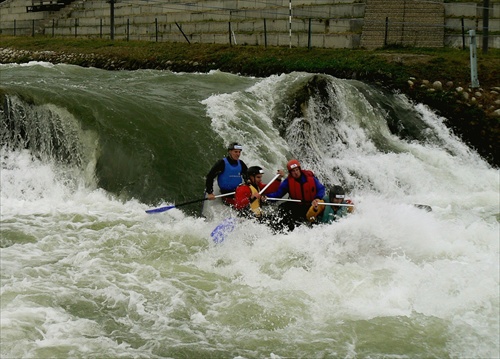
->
[1,0,498,49]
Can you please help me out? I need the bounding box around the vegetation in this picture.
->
[1,36,499,166]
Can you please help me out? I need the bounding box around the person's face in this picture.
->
[228,149,241,160]
[289,167,301,179]
[332,197,343,203]
[253,174,263,185]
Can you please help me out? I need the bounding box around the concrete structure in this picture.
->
[0,0,498,49]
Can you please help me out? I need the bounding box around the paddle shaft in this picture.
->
[259,173,281,195]
[178,192,235,207]
[266,197,354,207]
[146,192,235,213]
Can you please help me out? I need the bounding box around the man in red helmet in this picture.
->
[265,159,326,231]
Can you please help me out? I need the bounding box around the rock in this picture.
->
[456,86,464,92]
[433,81,443,90]
[475,92,482,97]
[422,79,430,86]
[493,109,500,117]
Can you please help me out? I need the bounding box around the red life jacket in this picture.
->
[288,170,317,202]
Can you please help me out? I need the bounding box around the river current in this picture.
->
[1,62,499,358]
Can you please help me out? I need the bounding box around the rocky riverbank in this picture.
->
[1,46,498,167]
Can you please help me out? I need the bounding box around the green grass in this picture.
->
[1,36,499,90]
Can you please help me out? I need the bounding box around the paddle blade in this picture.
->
[145,205,176,214]
[211,218,237,244]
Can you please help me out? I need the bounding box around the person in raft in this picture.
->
[205,142,248,206]
[266,159,326,231]
[306,185,354,224]
[234,166,284,219]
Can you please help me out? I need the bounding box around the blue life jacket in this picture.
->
[217,157,243,192]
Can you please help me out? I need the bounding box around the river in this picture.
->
[1,62,498,358]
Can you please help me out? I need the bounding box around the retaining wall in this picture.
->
[1,0,498,49]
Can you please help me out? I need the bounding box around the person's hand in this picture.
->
[276,169,285,179]
[252,193,261,200]
[261,195,267,203]
[312,198,320,209]
[207,193,215,200]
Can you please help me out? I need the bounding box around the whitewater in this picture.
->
[1,62,498,358]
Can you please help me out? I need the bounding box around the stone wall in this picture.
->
[0,0,498,49]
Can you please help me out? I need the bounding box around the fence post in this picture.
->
[384,17,388,46]
[155,18,158,42]
[52,19,55,37]
[74,18,78,38]
[14,19,16,36]
[288,0,292,48]
[127,19,129,41]
[229,22,232,46]
[461,18,465,50]
[32,19,35,37]
[175,22,190,44]
[482,0,489,53]
[109,0,115,40]
[308,18,311,49]
[264,19,267,48]
[100,19,103,38]
[469,30,479,88]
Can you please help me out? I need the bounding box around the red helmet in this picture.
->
[287,159,301,171]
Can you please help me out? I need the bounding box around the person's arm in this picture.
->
[205,159,225,194]
[314,177,326,199]
[266,178,289,198]
[240,160,248,178]
[234,185,252,210]
[259,177,282,194]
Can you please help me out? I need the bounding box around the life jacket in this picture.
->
[288,170,317,203]
[248,185,262,217]
[217,157,243,192]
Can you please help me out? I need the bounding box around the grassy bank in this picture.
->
[1,36,499,166]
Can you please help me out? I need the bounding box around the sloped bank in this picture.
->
[0,46,498,168]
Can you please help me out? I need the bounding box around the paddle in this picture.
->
[267,198,431,211]
[145,192,235,214]
[266,198,354,207]
[211,173,281,243]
